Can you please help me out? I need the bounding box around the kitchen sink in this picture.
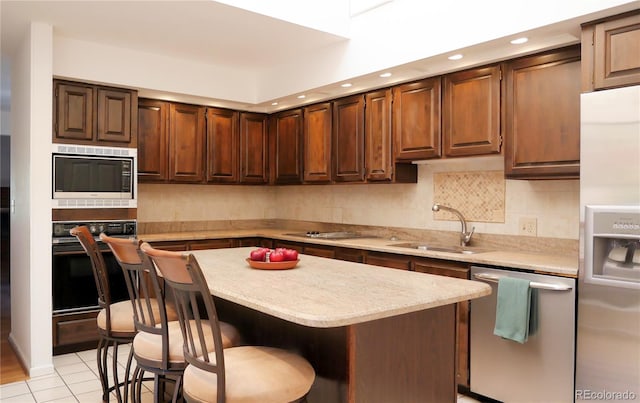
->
[388,242,490,254]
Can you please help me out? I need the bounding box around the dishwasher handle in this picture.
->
[473,272,573,291]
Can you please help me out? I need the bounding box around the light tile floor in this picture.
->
[0,344,155,403]
[1,344,482,402]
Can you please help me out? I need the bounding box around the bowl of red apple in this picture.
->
[246,247,300,270]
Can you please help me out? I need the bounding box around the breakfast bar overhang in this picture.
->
[191,247,491,402]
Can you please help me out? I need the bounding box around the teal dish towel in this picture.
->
[493,277,532,343]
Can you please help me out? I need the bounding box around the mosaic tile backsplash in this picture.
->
[433,171,505,223]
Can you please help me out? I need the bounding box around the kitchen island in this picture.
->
[190,247,491,403]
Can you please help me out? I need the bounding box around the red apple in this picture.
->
[249,248,267,261]
[283,249,298,261]
[269,250,285,262]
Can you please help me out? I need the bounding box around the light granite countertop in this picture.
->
[191,247,492,328]
[140,227,579,278]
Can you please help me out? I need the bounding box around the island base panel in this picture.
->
[349,305,457,403]
[214,297,457,402]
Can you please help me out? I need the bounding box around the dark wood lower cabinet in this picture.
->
[237,237,273,248]
[335,247,365,263]
[303,245,336,258]
[189,238,234,250]
[414,257,470,388]
[52,311,100,354]
[364,251,412,270]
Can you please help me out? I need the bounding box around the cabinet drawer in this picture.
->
[335,247,365,263]
[365,252,411,270]
[53,312,99,347]
[189,239,235,250]
[304,245,336,259]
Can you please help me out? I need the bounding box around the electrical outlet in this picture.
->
[519,217,537,236]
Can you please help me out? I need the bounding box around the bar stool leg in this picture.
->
[97,337,110,402]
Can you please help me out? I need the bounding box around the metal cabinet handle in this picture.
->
[473,273,573,291]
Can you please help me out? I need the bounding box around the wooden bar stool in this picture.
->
[102,235,241,403]
[70,226,136,403]
[140,242,315,403]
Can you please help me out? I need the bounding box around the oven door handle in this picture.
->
[473,273,573,291]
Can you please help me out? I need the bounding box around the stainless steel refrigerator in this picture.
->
[576,85,640,402]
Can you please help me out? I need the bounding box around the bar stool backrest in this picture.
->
[100,234,175,370]
[140,242,227,402]
[70,226,114,334]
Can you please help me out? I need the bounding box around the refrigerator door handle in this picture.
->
[473,273,573,291]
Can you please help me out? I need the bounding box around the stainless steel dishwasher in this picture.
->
[470,266,576,403]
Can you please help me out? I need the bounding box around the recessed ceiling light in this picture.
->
[379,72,392,78]
[448,54,463,61]
[297,95,306,99]
[271,102,279,106]
[341,83,352,88]
[510,37,529,45]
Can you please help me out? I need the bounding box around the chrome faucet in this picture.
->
[432,204,475,247]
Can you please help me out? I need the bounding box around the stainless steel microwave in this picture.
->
[52,144,137,208]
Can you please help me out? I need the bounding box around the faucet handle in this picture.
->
[463,226,475,244]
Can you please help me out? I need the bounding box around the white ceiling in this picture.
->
[1,0,639,114]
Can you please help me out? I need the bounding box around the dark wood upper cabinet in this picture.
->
[443,65,502,157]
[364,89,393,182]
[333,95,365,183]
[303,102,332,183]
[239,112,269,184]
[582,11,640,91]
[54,82,94,142]
[393,77,442,161]
[169,103,206,183]
[97,88,133,144]
[206,107,239,183]
[137,99,169,182]
[54,80,137,147]
[269,109,303,185]
[503,46,581,179]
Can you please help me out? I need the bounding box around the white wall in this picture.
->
[50,0,637,108]
[9,22,54,377]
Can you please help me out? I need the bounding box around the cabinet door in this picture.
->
[239,112,269,184]
[303,102,332,183]
[393,77,442,160]
[54,82,94,142]
[593,12,640,90]
[443,65,501,157]
[97,88,133,144]
[333,95,365,182]
[206,107,239,183]
[270,109,303,184]
[413,258,470,388]
[169,103,206,183]
[365,89,393,182]
[503,46,581,179]
[137,99,169,182]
